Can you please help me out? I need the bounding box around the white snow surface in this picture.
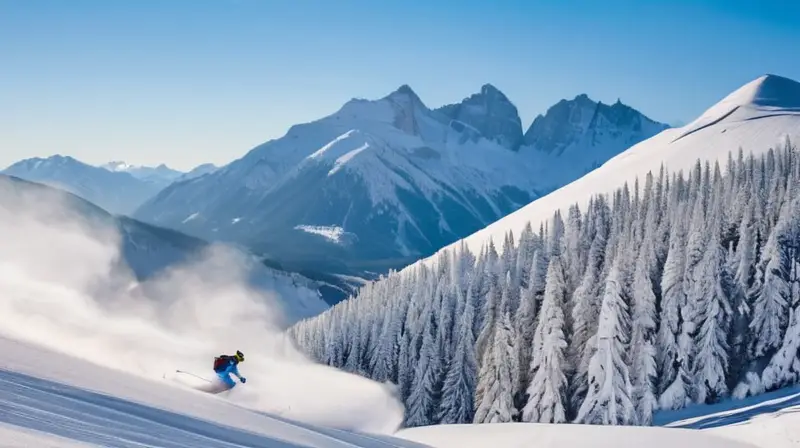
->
[396,423,758,448]
[0,336,420,448]
[654,383,800,448]
[295,224,349,244]
[425,74,800,260]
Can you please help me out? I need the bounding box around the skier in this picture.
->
[213,350,247,390]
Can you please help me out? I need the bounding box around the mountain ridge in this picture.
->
[132,82,668,280]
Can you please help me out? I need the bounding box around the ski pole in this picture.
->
[176,369,212,383]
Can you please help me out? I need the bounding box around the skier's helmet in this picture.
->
[235,350,245,363]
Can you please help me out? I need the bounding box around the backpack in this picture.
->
[213,355,230,371]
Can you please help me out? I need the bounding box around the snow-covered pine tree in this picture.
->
[522,253,569,423]
[729,187,757,391]
[758,192,800,390]
[476,240,501,364]
[680,162,712,382]
[405,296,444,427]
[474,274,518,423]
[657,173,692,411]
[370,296,400,383]
[692,173,734,404]
[439,281,479,424]
[514,222,537,291]
[513,251,542,411]
[575,233,636,425]
[629,182,659,424]
[749,197,793,361]
[563,204,585,294]
[474,274,502,407]
[569,196,611,412]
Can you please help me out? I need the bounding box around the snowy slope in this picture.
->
[133,85,665,277]
[0,173,329,323]
[396,423,757,448]
[3,155,165,215]
[426,73,800,259]
[0,337,423,447]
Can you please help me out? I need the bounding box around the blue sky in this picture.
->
[2,0,799,171]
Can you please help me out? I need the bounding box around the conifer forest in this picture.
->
[290,141,800,428]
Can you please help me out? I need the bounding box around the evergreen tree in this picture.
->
[576,243,636,425]
[629,239,659,424]
[570,198,610,411]
[693,182,733,404]
[474,302,517,423]
[749,198,793,360]
[513,253,541,409]
[522,255,569,423]
[405,300,444,427]
[439,282,479,424]
[657,178,692,411]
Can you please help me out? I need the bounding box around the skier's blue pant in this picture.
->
[216,367,237,388]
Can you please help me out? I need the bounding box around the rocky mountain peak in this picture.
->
[435,84,524,150]
[522,94,667,156]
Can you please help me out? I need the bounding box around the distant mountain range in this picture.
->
[2,157,217,215]
[132,84,667,279]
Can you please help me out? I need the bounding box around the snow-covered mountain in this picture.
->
[3,155,165,215]
[133,84,666,277]
[433,73,800,259]
[520,93,669,186]
[102,160,184,184]
[0,173,329,322]
[435,84,526,150]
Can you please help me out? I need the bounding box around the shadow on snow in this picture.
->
[654,384,800,430]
